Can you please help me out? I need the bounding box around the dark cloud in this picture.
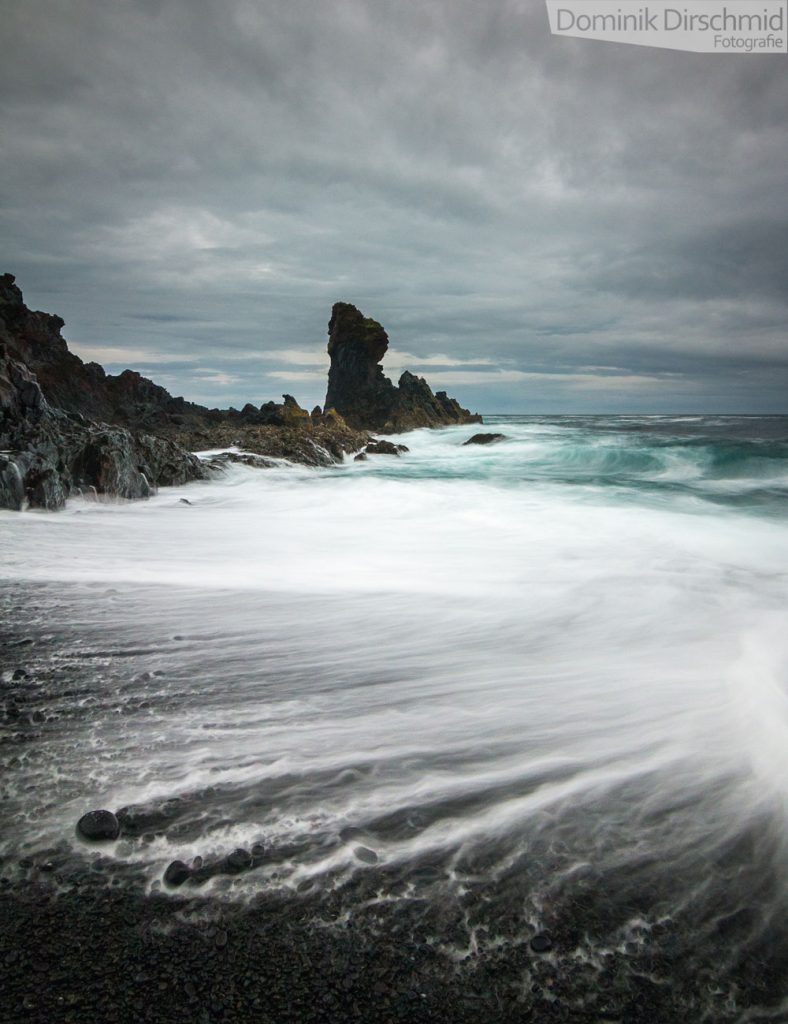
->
[2,0,787,412]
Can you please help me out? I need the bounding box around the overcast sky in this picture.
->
[2,0,787,413]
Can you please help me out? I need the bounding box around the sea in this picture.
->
[1,414,787,1022]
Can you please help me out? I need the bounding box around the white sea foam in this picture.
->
[0,419,786,909]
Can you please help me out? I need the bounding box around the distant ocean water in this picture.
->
[1,414,787,1021]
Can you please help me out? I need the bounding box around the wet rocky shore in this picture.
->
[2,580,784,1024]
[2,851,783,1024]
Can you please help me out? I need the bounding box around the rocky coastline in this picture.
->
[0,277,481,511]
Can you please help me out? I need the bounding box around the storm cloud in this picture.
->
[2,0,787,412]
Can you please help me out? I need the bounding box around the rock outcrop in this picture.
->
[324,302,481,433]
[463,433,506,446]
[0,279,485,511]
[172,412,369,468]
[0,274,215,432]
[0,274,205,510]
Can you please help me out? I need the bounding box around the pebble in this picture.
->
[530,932,553,953]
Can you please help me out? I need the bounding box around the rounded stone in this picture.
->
[76,810,120,842]
[354,846,378,864]
[530,932,553,953]
[225,848,252,873]
[163,860,191,887]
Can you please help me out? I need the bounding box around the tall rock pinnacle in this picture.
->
[324,302,481,433]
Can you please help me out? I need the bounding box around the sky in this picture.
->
[2,0,787,413]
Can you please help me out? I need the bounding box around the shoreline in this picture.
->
[2,422,787,1024]
[3,851,785,1024]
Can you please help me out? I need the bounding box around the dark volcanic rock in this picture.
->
[76,810,120,842]
[1,276,482,508]
[174,419,368,469]
[530,932,553,953]
[0,273,211,432]
[0,274,206,511]
[463,433,506,446]
[163,860,191,887]
[116,804,172,837]
[365,439,409,456]
[224,848,253,873]
[0,455,25,510]
[324,301,481,433]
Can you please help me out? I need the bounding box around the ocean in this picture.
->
[1,414,787,1022]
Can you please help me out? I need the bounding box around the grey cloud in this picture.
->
[1,0,787,413]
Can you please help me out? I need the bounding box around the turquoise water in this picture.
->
[1,414,787,1021]
[347,414,788,518]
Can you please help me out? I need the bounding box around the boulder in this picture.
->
[76,809,120,842]
[163,860,191,887]
[462,433,506,446]
[365,440,409,456]
[116,802,176,836]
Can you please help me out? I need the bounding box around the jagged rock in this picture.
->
[0,276,485,509]
[365,440,409,456]
[463,433,506,446]
[280,394,310,426]
[0,273,228,435]
[1,415,205,511]
[205,451,279,471]
[0,455,25,510]
[324,301,481,433]
[175,422,369,469]
[0,275,205,511]
[239,403,261,422]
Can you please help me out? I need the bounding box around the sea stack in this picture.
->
[324,302,481,433]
